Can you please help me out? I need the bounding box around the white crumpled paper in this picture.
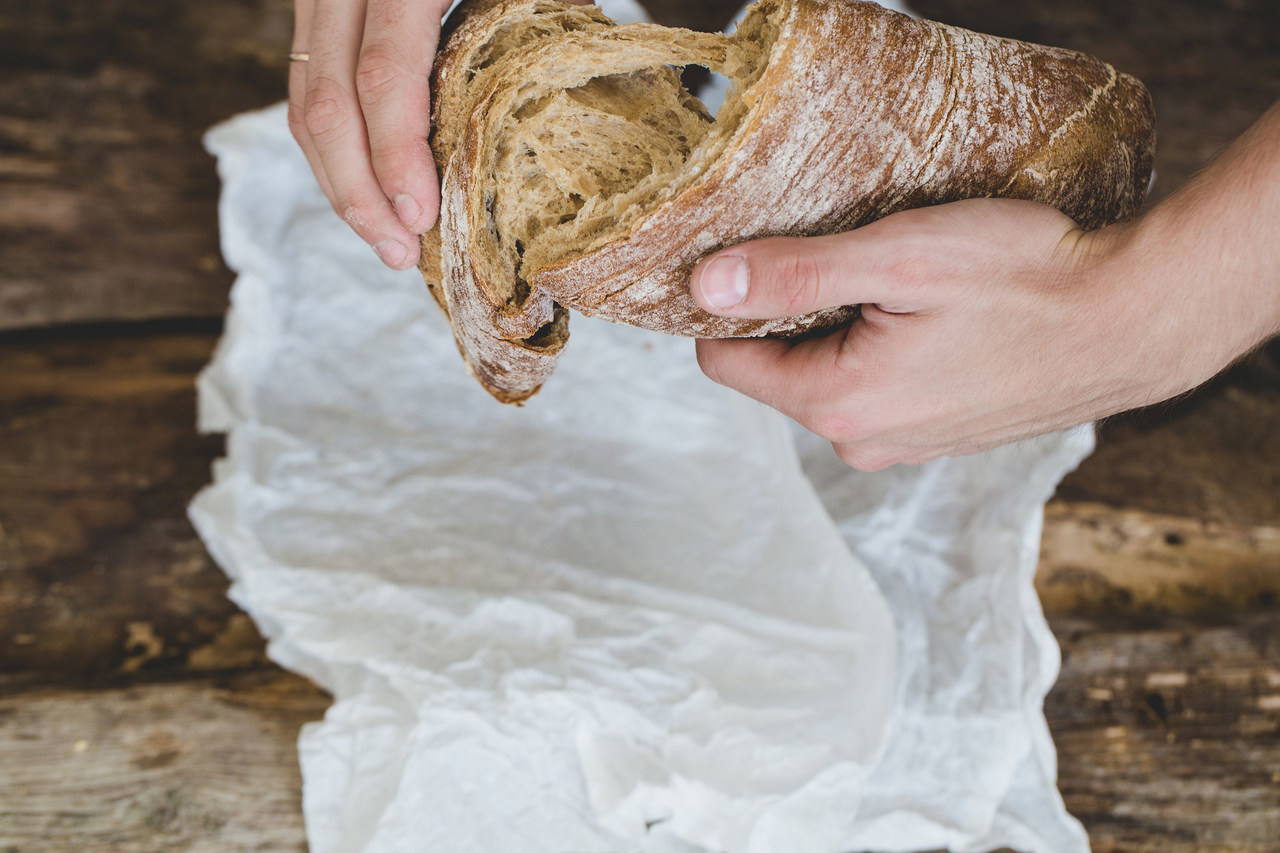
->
[191,7,1093,848]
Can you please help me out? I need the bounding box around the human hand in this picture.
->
[288,0,597,271]
[689,199,1255,470]
[690,100,1280,471]
[288,0,455,270]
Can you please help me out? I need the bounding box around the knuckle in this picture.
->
[888,227,954,296]
[802,384,885,445]
[772,251,828,316]
[832,443,865,469]
[881,243,935,293]
[302,78,352,140]
[805,408,862,445]
[338,199,376,235]
[368,134,423,180]
[355,45,404,103]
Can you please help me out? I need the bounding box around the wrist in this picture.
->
[1142,104,1280,356]
[1130,208,1277,371]
[1073,212,1252,413]
[1081,103,1280,409]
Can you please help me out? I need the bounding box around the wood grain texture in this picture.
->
[1061,365,1280,527]
[0,0,293,330]
[4,0,1272,328]
[1039,501,1280,615]
[1,617,1277,852]
[0,326,259,687]
[1048,613,1280,852]
[0,671,326,852]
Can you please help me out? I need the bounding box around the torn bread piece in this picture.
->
[420,0,1155,403]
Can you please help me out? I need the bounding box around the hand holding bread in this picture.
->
[419,0,1155,402]
[287,0,1280,470]
[286,0,594,271]
[693,100,1280,469]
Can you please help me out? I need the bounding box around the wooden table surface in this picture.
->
[1,0,1278,850]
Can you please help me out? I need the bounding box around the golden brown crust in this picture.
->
[421,0,622,401]
[422,0,1156,403]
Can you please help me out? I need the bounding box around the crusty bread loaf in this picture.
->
[420,0,1156,403]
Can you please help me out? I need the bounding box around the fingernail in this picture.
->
[700,255,749,310]
[393,193,422,229]
[373,239,408,268]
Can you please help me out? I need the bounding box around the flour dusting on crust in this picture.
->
[423,0,1155,403]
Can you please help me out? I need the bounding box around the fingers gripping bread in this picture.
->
[420,0,1156,403]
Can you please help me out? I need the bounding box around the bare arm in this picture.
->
[690,102,1280,470]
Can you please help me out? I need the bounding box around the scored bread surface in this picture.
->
[420,0,1156,403]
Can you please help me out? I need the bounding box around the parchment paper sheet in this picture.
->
[191,10,1093,848]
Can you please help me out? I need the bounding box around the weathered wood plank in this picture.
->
[0,329,1274,846]
[0,0,294,330]
[1058,359,1280,527]
[0,670,326,852]
[1,616,1277,852]
[1039,501,1280,615]
[1,1,1277,847]
[0,326,255,686]
[1048,613,1280,852]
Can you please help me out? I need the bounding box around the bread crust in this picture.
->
[422,0,1156,403]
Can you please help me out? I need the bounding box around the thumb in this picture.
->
[691,233,875,320]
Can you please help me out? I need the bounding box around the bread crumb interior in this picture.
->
[482,0,782,313]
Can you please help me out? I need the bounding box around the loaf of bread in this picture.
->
[420,0,1155,403]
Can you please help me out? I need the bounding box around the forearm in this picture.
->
[1105,101,1280,393]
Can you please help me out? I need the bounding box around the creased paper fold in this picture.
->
[193,44,1091,852]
